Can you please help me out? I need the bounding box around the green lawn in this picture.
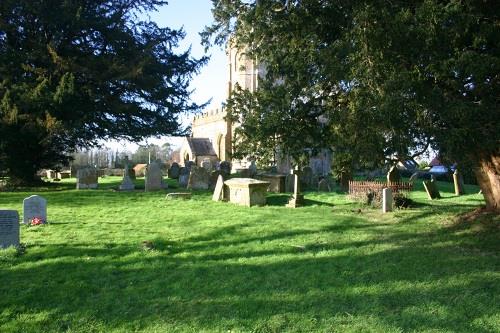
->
[0,177,499,333]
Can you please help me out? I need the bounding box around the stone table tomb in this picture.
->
[224,178,270,207]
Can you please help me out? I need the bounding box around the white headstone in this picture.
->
[23,195,47,224]
[382,188,393,213]
[0,210,19,248]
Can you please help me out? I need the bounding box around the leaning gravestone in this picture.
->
[0,210,19,249]
[423,180,441,200]
[168,162,180,179]
[23,195,47,224]
[76,167,98,189]
[318,178,331,192]
[387,165,401,183]
[209,170,223,190]
[178,167,190,188]
[145,161,166,191]
[187,166,210,190]
[212,175,225,202]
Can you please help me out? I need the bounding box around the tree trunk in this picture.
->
[475,154,500,213]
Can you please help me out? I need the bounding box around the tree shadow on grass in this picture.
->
[1,216,499,332]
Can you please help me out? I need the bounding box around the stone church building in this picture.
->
[179,45,331,175]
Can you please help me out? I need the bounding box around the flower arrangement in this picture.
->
[30,217,45,226]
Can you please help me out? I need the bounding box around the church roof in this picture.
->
[186,137,217,156]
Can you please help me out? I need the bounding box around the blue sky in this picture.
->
[106,0,226,151]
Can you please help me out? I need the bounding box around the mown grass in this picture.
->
[0,177,498,333]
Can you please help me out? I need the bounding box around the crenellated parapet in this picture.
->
[192,107,228,126]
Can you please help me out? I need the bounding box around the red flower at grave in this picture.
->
[30,217,44,225]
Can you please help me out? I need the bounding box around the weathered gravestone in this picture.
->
[201,159,212,172]
[212,175,225,202]
[387,165,401,183]
[187,166,210,190]
[423,180,441,199]
[382,188,393,213]
[287,167,304,208]
[145,161,166,191]
[453,169,465,195]
[168,162,180,179]
[185,161,196,171]
[23,195,47,224]
[300,166,313,190]
[76,167,98,189]
[285,173,294,192]
[119,157,135,191]
[248,160,257,178]
[0,210,19,249]
[219,161,231,176]
[178,167,190,188]
[339,170,352,192]
[318,178,331,192]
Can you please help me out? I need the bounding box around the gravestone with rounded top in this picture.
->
[168,162,180,179]
[0,210,19,249]
[178,167,190,188]
[219,161,231,176]
[318,178,331,192]
[301,166,313,190]
[145,161,166,191]
[23,195,47,224]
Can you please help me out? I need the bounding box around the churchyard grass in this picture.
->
[0,177,498,332]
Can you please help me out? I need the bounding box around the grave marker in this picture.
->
[382,188,393,213]
[0,210,19,249]
[423,180,441,199]
[212,175,225,202]
[23,195,47,224]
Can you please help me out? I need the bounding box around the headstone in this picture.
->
[287,167,304,208]
[127,168,136,180]
[453,169,465,195]
[257,174,286,193]
[178,167,190,188]
[382,188,393,213]
[76,167,98,189]
[235,168,250,178]
[0,210,19,249]
[387,165,401,183]
[201,158,212,171]
[318,178,331,192]
[168,162,180,179]
[212,175,225,202]
[119,157,135,191]
[300,166,313,190]
[209,170,223,190]
[185,161,195,171]
[23,195,47,224]
[248,160,257,177]
[145,161,166,191]
[409,172,419,182]
[219,161,231,176]
[285,173,294,192]
[423,180,441,200]
[339,170,351,192]
[187,166,210,190]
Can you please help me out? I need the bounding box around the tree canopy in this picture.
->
[0,0,206,183]
[203,0,500,211]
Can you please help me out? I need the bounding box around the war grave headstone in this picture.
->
[453,169,465,195]
[168,162,180,179]
[212,175,225,202]
[119,157,135,191]
[423,180,441,200]
[23,195,47,224]
[76,167,98,189]
[187,166,210,190]
[287,167,304,208]
[0,210,19,249]
[145,160,166,191]
[224,178,270,207]
[382,188,393,213]
[318,178,331,192]
[387,165,401,183]
[178,167,190,188]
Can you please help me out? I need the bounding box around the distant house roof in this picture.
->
[429,157,441,167]
[186,138,217,156]
[133,164,147,172]
[397,159,419,171]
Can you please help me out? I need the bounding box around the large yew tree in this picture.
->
[203,0,500,212]
[0,0,205,184]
